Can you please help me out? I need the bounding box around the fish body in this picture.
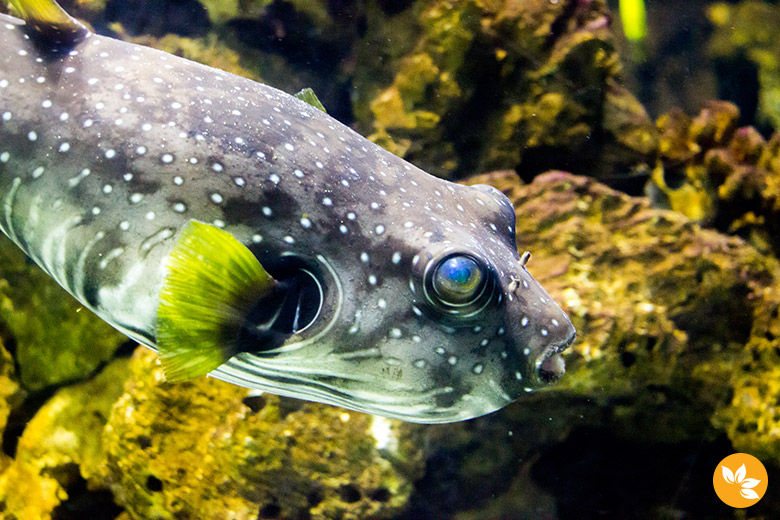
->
[0,3,575,423]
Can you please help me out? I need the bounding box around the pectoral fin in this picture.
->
[9,0,89,46]
[156,220,276,381]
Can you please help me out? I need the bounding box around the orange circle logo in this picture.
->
[713,453,768,508]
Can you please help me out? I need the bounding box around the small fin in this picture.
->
[156,220,276,381]
[294,88,327,113]
[9,0,89,46]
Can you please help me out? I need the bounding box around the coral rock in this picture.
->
[102,348,421,520]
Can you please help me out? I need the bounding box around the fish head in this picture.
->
[215,175,575,423]
[391,182,576,420]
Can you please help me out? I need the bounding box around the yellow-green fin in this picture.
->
[9,0,89,45]
[294,88,327,113]
[156,220,276,381]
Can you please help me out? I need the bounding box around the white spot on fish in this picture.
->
[27,131,37,141]
[68,168,90,187]
[58,143,70,152]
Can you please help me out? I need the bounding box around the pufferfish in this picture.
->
[0,0,575,423]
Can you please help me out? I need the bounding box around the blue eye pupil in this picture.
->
[444,261,472,284]
[433,256,484,303]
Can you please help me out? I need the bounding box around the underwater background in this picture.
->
[0,0,779,518]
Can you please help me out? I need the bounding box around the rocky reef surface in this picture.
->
[1,0,779,519]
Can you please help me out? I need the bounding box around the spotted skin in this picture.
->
[0,12,575,423]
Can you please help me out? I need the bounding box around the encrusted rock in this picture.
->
[102,348,422,520]
[443,170,780,517]
[353,0,657,179]
[0,359,129,519]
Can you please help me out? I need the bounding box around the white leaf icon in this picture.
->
[722,465,735,484]
[735,464,747,483]
[741,488,760,500]
[741,478,761,489]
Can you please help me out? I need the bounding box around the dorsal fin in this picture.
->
[9,0,89,47]
[294,88,327,113]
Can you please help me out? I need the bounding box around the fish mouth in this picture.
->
[535,330,576,384]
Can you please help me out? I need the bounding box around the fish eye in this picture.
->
[420,253,496,320]
[432,255,485,304]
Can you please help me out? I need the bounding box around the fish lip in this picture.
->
[535,330,576,385]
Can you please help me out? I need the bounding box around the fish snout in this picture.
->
[533,318,576,385]
[503,273,576,389]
